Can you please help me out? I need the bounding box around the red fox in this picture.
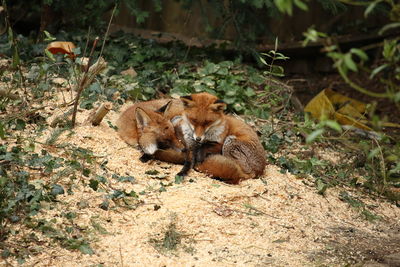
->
[176,92,266,183]
[116,99,185,164]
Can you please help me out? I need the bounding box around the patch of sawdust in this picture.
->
[2,100,400,267]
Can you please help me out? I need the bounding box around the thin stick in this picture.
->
[83,26,91,58]
[71,37,99,127]
[119,243,124,267]
[99,4,117,59]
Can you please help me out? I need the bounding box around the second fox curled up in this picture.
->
[117,92,266,184]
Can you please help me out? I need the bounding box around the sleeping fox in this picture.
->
[116,99,185,164]
[175,92,266,183]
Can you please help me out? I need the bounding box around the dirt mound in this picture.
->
[3,101,400,267]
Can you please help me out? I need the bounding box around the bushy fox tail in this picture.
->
[195,154,253,184]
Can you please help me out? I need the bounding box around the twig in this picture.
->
[99,4,117,59]
[119,243,124,267]
[83,26,91,58]
[71,37,99,127]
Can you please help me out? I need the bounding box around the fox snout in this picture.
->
[193,133,205,143]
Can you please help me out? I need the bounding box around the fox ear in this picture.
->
[135,108,151,129]
[157,100,172,115]
[210,99,226,112]
[180,95,193,108]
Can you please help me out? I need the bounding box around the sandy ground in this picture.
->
[2,98,400,267]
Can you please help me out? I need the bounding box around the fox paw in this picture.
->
[141,143,157,155]
[223,135,236,146]
[139,153,153,163]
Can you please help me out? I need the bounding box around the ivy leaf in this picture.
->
[51,184,65,196]
[89,179,99,191]
[316,179,327,195]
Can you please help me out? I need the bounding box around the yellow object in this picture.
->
[304,88,400,130]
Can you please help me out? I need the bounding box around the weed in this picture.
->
[339,191,381,222]
[149,217,185,254]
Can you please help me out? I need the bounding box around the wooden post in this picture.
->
[89,102,113,126]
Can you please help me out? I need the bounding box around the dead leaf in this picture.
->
[213,205,233,217]
[121,67,137,77]
[304,88,400,130]
[46,41,76,59]
[52,77,67,85]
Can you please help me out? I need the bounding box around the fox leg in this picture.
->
[195,154,253,184]
[152,149,186,164]
[176,144,199,177]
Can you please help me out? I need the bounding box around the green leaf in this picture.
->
[45,49,56,61]
[259,55,268,66]
[306,129,324,143]
[89,179,99,191]
[379,22,400,35]
[274,0,293,15]
[43,30,56,41]
[325,120,342,133]
[127,190,138,198]
[175,175,184,184]
[370,64,388,78]
[364,1,380,18]
[350,48,368,61]
[367,148,380,160]
[51,184,65,196]
[0,122,5,139]
[344,53,358,72]
[294,0,308,11]
[316,179,327,195]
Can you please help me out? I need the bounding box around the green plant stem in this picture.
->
[337,67,390,98]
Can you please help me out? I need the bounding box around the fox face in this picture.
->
[180,93,227,144]
[135,104,184,155]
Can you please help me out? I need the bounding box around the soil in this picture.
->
[2,91,399,267]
